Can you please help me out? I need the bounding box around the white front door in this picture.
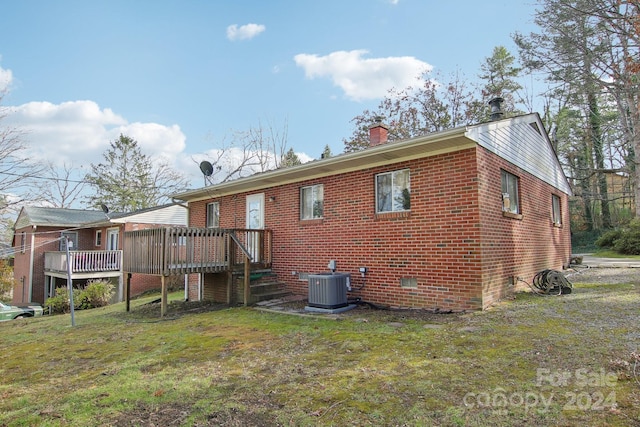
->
[246,193,264,229]
[245,193,264,260]
[107,229,119,250]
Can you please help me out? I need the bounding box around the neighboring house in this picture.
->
[135,111,573,312]
[12,204,187,305]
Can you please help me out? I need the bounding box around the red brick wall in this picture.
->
[476,147,572,307]
[13,226,68,304]
[189,149,484,310]
[186,146,571,311]
[12,226,32,304]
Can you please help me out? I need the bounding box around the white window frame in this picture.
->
[501,170,520,214]
[300,184,324,220]
[375,169,411,213]
[552,194,562,225]
[206,202,220,228]
[95,230,102,247]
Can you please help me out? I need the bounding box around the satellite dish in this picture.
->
[101,204,109,214]
[199,161,214,177]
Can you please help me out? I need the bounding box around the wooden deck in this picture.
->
[123,227,272,315]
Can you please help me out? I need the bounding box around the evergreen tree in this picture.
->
[513,0,629,227]
[321,144,332,159]
[280,147,302,168]
[478,46,524,118]
[84,134,189,212]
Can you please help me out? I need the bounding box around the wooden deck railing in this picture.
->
[123,227,272,276]
[44,250,123,274]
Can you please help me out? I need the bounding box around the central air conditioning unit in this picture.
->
[307,273,350,309]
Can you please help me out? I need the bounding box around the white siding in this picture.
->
[466,114,573,195]
[115,205,187,226]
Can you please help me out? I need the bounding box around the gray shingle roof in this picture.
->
[15,207,112,229]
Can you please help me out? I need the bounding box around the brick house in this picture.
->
[169,112,572,311]
[12,204,187,305]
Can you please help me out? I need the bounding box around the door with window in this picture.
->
[107,229,119,250]
[245,193,264,261]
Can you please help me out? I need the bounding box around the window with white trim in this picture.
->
[376,169,410,213]
[501,170,520,214]
[206,202,220,228]
[300,184,323,220]
[552,194,562,225]
[95,230,102,246]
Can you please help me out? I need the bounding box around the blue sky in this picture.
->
[0,0,540,193]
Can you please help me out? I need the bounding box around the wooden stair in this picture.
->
[233,269,290,305]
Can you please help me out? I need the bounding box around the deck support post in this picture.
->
[243,256,250,307]
[125,273,132,312]
[161,275,167,317]
[226,271,233,305]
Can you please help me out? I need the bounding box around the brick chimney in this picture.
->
[369,116,389,146]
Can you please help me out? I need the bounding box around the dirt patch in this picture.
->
[108,402,192,426]
[117,299,230,321]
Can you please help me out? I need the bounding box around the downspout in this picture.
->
[28,225,36,302]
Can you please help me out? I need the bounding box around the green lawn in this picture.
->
[591,249,640,259]
[1,283,638,426]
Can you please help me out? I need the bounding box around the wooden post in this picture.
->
[226,271,233,305]
[161,275,167,317]
[125,273,132,312]
[243,256,250,307]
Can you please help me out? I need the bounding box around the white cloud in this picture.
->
[0,63,13,92]
[6,99,313,195]
[294,49,432,101]
[226,23,266,41]
[7,100,186,171]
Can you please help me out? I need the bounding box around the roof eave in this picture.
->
[173,126,472,202]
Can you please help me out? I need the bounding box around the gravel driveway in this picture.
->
[566,266,640,285]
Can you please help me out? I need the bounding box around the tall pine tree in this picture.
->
[85,134,189,212]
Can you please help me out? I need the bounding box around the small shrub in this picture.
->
[595,229,624,249]
[0,261,15,302]
[46,287,81,314]
[613,219,640,255]
[596,219,640,255]
[78,280,115,309]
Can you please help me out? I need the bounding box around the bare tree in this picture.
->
[200,118,292,184]
[40,162,86,208]
[0,92,46,247]
[343,69,482,152]
[0,93,46,209]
